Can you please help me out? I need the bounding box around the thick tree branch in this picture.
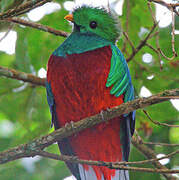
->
[0,88,178,165]
[0,66,46,86]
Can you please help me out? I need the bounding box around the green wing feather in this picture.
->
[106,44,134,103]
[107,45,136,162]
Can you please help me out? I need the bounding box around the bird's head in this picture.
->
[64,6,121,43]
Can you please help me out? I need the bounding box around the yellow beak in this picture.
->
[64,14,74,22]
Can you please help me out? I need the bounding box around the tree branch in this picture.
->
[147,2,178,61]
[0,88,178,165]
[37,148,179,166]
[0,66,46,86]
[148,0,179,16]
[2,16,158,64]
[6,17,68,37]
[123,32,135,52]
[0,0,52,19]
[35,150,179,174]
[143,109,179,127]
[143,141,179,147]
[126,22,158,62]
[0,1,178,179]
[132,132,177,180]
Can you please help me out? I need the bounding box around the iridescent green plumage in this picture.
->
[73,6,121,43]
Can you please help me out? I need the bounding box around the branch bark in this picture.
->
[6,17,68,37]
[0,88,178,165]
[35,150,179,174]
[143,141,179,147]
[36,148,179,166]
[0,66,46,86]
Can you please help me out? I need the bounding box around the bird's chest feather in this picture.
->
[47,46,123,126]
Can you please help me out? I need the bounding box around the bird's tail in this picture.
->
[78,164,129,180]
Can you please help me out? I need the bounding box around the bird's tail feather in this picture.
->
[119,170,129,180]
[78,164,129,180]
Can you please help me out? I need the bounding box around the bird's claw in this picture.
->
[100,108,110,123]
[65,121,75,129]
[100,110,105,121]
[65,121,77,136]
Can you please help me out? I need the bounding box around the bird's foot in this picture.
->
[65,121,75,129]
[65,121,77,137]
[100,108,110,123]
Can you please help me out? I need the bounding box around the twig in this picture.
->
[147,2,163,69]
[143,141,179,147]
[122,0,130,53]
[0,88,179,165]
[123,32,135,52]
[0,66,46,86]
[132,133,177,180]
[157,9,177,60]
[126,22,158,62]
[0,0,52,19]
[37,149,179,166]
[35,150,179,174]
[6,17,68,37]
[148,31,159,39]
[135,130,179,147]
[146,43,158,54]
[148,0,179,16]
[143,109,179,127]
[1,11,157,64]
[157,96,179,99]
[171,9,177,58]
[0,24,13,42]
[148,1,177,62]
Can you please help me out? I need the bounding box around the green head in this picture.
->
[65,6,121,43]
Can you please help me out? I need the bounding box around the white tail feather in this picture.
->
[119,170,129,180]
[78,164,129,180]
[79,164,104,180]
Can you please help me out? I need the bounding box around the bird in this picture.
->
[46,5,135,180]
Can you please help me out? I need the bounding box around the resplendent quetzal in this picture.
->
[46,6,135,180]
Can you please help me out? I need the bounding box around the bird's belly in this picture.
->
[50,46,123,126]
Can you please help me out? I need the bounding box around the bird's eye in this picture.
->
[89,21,97,29]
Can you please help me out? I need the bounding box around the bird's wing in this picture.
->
[106,44,136,161]
[106,44,134,101]
[45,81,57,128]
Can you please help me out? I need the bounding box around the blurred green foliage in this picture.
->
[0,0,178,180]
